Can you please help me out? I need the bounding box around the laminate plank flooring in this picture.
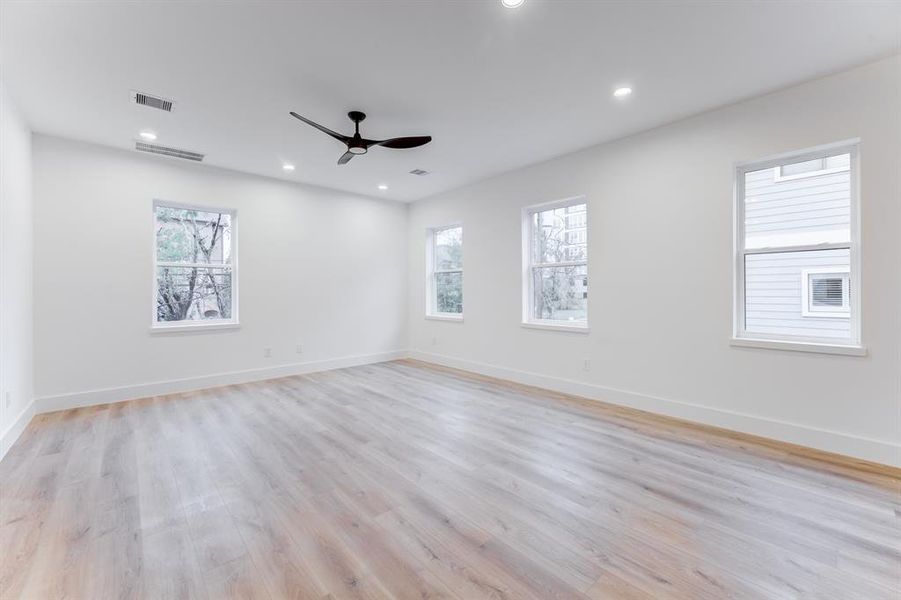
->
[1,360,899,599]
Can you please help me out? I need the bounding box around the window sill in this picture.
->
[730,337,866,356]
[151,322,241,334]
[521,321,589,334]
[425,314,464,322]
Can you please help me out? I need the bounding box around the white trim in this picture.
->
[742,241,850,255]
[408,350,898,467]
[153,199,239,329]
[734,138,861,169]
[530,259,586,269]
[520,321,589,333]
[156,261,234,269]
[0,398,36,462]
[425,314,464,322]
[34,350,406,414]
[730,337,866,356]
[150,321,242,333]
[734,141,860,348]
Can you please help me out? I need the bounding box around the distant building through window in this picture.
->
[523,198,588,328]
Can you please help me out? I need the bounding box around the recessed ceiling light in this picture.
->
[282,164,295,171]
[139,130,157,141]
[614,87,633,98]
[378,184,389,191]
[501,0,525,7]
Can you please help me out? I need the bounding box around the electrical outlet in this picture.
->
[296,344,304,354]
[263,347,272,358]
[431,336,438,346]
[583,359,591,372]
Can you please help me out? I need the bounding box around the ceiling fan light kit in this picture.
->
[289,110,432,165]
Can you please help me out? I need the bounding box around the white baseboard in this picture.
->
[1,398,36,462]
[408,350,900,468]
[9,348,898,469]
[35,350,407,414]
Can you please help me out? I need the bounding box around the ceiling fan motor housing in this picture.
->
[348,111,367,153]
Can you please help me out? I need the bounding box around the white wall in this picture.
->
[0,83,35,455]
[407,56,901,466]
[33,136,408,407]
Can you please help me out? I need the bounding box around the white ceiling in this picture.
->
[2,1,899,202]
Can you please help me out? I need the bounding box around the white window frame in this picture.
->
[151,199,239,332]
[773,157,850,182]
[425,224,463,321]
[801,268,850,318]
[732,140,863,355]
[521,196,589,333]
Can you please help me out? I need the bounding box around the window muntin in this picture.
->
[427,225,463,317]
[154,202,237,327]
[736,143,858,347]
[524,199,588,326]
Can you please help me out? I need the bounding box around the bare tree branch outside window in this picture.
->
[155,205,234,323]
[531,203,587,322]
[433,226,463,314]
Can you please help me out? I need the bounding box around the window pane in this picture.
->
[744,152,850,249]
[532,203,587,263]
[744,248,850,340]
[157,266,233,322]
[156,206,232,264]
[532,265,587,322]
[435,271,463,314]
[434,227,462,270]
[780,158,825,177]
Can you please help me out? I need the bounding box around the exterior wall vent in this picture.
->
[135,141,204,162]
[409,169,429,176]
[131,90,174,112]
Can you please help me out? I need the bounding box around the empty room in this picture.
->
[1,1,899,598]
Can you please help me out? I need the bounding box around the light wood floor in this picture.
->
[1,360,899,599]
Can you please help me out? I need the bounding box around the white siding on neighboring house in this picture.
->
[745,248,850,340]
[744,154,850,249]
[742,155,852,340]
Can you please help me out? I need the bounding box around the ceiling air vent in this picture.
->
[135,141,204,162]
[409,168,429,176]
[131,90,174,112]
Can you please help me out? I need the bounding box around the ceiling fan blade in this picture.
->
[337,150,355,165]
[371,135,432,149]
[290,112,350,143]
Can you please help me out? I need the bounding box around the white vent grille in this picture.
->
[409,169,429,176]
[131,90,174,112]
[811,277,844,307]
[135,141,204,162]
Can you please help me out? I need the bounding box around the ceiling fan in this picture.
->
[289,110,432,165]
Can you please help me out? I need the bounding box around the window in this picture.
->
[426,225,463,319]
[153,201,237,329]
[523,198,588,329]
[801,269,849,318]
[734,142,860,351]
